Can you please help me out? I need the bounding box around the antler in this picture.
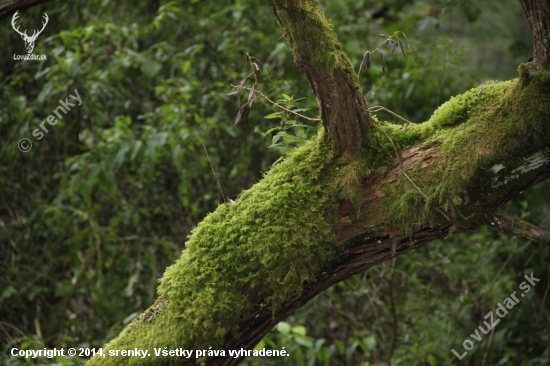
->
[29,13,48,39]
[11,11,28,37]
[37,13,48,35]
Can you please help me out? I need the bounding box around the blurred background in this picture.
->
[1,0,548,365]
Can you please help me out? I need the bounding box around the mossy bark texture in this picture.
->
[87,1,550,365]
[267,0,371,158]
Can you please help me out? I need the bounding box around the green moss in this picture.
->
[87,69,550,366]
[88,132,340,365]
[331,159,371,212]
[379,76,550,234]
[274,0,350,73]
[388,189,430,237]
[272,0,360,87]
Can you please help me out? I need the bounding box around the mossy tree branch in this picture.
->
[267,0,371,158]
[87,75,550,366]
[488,213,550,246]
[86,1,550,365]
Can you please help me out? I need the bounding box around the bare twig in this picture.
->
[402,172,428,200]
[368,105,415,125]
[481,327,495,366]
[233,86,320,122]
[194,118,227,203]
[386,258,398,365]
[404,172,451,222]
[47,241,97,339]
[541,263,550,310]
[357,32,410,78]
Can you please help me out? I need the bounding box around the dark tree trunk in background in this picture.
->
[0,0,53,20]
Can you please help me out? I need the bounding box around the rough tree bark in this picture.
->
[520,0,550,67]
[82,0,550,365]
[267,0,371,158]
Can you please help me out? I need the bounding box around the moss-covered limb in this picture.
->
[519,0,550,67]
[487,213,550,245]
[87,72,550,366]
[87,134,342,366]
[340,73,550,245]
[267,0,371,158]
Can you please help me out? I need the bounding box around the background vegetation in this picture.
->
[1,0,548,365]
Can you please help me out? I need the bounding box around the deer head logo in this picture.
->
[11,11,49,54]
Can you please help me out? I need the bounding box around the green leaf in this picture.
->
[264,113,281,119]
[182,60,191,74]
[295,336,314,348]
[141,59,162,78]
[263,127,281,136]
[37,82,54,103]
[272,131,286,144]
[282,93,292,101]
[292,325,307,336]
[130,140,143,161]
[254,339,265,351]
[276,321,291,335]
[59,30,76,48]
[365,335,376,351]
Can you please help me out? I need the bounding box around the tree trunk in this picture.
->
[519,0,550,67]
[267,0,371,158]
[86,1,550,365]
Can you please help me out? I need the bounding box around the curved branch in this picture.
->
[267,0,371,158]
[488,213,550,245]
[0,0,52,21]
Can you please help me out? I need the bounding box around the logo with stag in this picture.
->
[12,11,48,60]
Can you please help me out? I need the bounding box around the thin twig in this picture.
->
[404,173,451,222]
[386,258,398,365]
[541,263,550,310]
[479,247,523,304]
[235,86,320,122]
[47,242,97,339]
[437,39,449,106]
[481,327,495,366]
[368,105,415,125]
[403,172,428,200]
[357,39,390,78]
[194,119,227,202]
